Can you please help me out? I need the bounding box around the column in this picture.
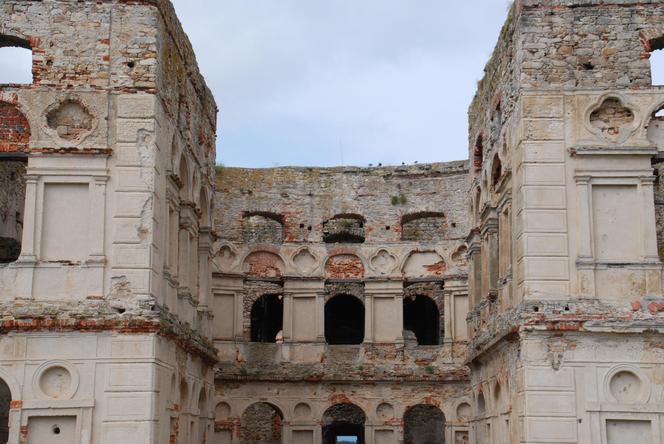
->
[18,174,38,262]
[364,294,373,344]
[316,288,325,342]
[443,290,452,342]
[575,175,595,298]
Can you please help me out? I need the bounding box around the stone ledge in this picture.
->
[0,300,219,364]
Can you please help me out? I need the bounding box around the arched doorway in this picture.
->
[0,378,11,444]
[240,402,283,444]
[322,403,366,444]
[403,295,441,345]
[404,404,445,444]
[324,295,364,345]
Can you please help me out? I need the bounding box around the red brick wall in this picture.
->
[0,102,30,153]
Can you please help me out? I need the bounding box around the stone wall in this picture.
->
[519,0,664,89]
[215,162,469,244]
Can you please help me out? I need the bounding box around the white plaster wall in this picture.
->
[0,332,213,444]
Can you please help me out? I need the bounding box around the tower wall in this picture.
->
[467,1,664,443]
[0,1,217,443]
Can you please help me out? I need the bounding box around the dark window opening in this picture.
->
[491,154,502,190]
[325,295,364,345]
[490,102,502,149]
[0,378,10,444]
[474,187,482,220]
[0,35,32,85]
[473,135,484,172]
[0,157,27,263]
[250,294,283,343]
[323,214,365,243]
[322,404,366,444]
[404,404,445,444]
[477,393,486,415]
[403,295,440,345]
[240,402,283,444]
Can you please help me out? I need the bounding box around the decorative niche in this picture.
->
[45,98,95,143]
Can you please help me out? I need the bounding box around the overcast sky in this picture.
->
[171,0,513,167]
[3,3,662,167]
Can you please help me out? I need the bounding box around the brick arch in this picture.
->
[0,34,31,50]
[324,253,365,280]
[0,102,30,153]
[640,28,664,53]
[240,402,284,444]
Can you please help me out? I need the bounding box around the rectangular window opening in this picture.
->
[0,39,33,85]
[652,49,664,86]
[0,157,27,263]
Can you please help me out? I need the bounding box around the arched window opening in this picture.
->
[240,402,283,444]
[493,382,503,410]
[473,135,484,172]
[0,102,29,264]
[649,36,664,85]
[325,295,364,345]
[403,295,441,345]
[214,402,232,443]
[490,103,502,148]
[250,294,283,343]
[491,154,502,190]
[322,403,366,444]
[197,389,208,444]
[242,212,284,244]
[0,157,27,263]
[178,155,190,201]
[323,214,365,244]
[179,378,189,411]
[0,36,32,85]
[199,188,211,228]
[0,378,11,444]
[477,392,486,416]
[404,404,445,444]
[474,187,482,221]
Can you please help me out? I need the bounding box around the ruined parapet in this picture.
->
[0,1,217,443]
[467,1,664,443]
